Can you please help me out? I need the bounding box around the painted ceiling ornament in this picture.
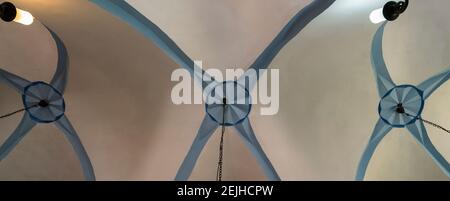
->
[0,25,95,181]
[356,22,450,180]
[90,0,335,181]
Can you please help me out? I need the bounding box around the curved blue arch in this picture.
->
[0,24,95,181]
[91,0,336,181]
[357,22,450,180]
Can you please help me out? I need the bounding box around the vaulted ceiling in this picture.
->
[0,0,448,180]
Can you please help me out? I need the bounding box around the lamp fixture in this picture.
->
[370,0,408,24]
[0,1,33,25]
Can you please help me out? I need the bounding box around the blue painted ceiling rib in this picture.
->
[0,25,95,181]
[90,0,335,181]
[356,22,450,181]
[249,0,335,72]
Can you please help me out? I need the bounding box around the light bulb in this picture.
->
[13,8,33,25]
[369,8,386,24]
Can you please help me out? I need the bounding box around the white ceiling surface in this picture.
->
[0,0,448,180]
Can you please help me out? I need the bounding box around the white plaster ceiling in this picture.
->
[0,0,448,180]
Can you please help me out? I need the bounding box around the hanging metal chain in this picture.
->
[216,98,227,181]
[0,105,37,119]
[405,113,450,134]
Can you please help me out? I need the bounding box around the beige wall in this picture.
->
[0,0,448,180]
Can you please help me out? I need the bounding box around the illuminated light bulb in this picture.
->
[370,8,386,24]
[13,8,33,25]
[0,2,33,25]
[369,1,409,24]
